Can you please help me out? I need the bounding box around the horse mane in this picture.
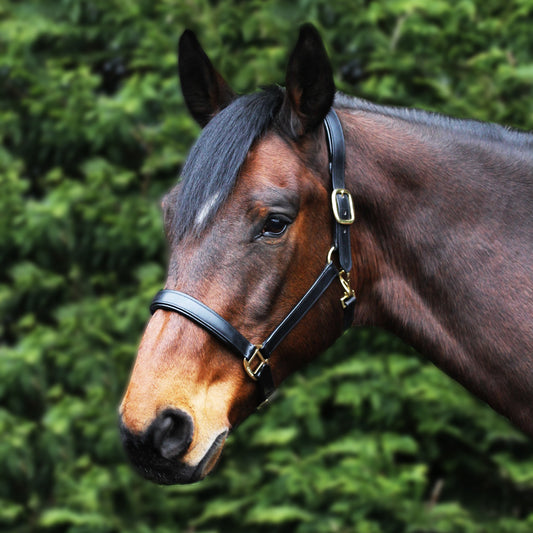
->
[171,86,284,241]
[334,93,533,149]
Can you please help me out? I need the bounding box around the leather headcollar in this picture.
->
[150,109,356,407]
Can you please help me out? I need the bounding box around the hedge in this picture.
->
[1,1,532,532]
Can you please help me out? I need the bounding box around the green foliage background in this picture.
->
[1,0,533,531]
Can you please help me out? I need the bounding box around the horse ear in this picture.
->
[282,24,335,136]
[178,30,236,127]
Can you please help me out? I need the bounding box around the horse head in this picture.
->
[119,25,353,484]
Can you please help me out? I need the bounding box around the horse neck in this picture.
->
[339,106,533,435]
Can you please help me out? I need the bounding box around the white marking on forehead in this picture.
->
[195,191,222,228]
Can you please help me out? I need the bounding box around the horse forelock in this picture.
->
[171,87,284,241]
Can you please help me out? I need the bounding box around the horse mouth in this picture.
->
[192,430,228,480]
[120,419,229,485]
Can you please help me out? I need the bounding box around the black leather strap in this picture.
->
[324,109,353,273]
[324,109,356,330]
[150,290,256,360]
[261,262,339,357]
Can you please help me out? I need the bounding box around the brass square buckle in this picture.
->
[331,188,355,225]
[243,345,268,381]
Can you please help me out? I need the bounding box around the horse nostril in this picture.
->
[152,409,194,460]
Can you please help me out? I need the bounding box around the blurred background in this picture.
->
[1,1,533,531]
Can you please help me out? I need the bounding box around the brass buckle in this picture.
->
[338,269,356,309]
[243,345,268,381]
[331,188,355,225]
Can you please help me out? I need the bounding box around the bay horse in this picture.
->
[120,24,533,485]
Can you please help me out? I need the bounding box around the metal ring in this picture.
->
[327,246,336,264]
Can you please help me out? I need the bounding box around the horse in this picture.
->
[119,24,533,485]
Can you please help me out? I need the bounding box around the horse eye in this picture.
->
[261,215,290,238]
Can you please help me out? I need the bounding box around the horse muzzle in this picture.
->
[119,408,228,484]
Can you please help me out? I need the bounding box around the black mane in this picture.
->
[172,87,284,241]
